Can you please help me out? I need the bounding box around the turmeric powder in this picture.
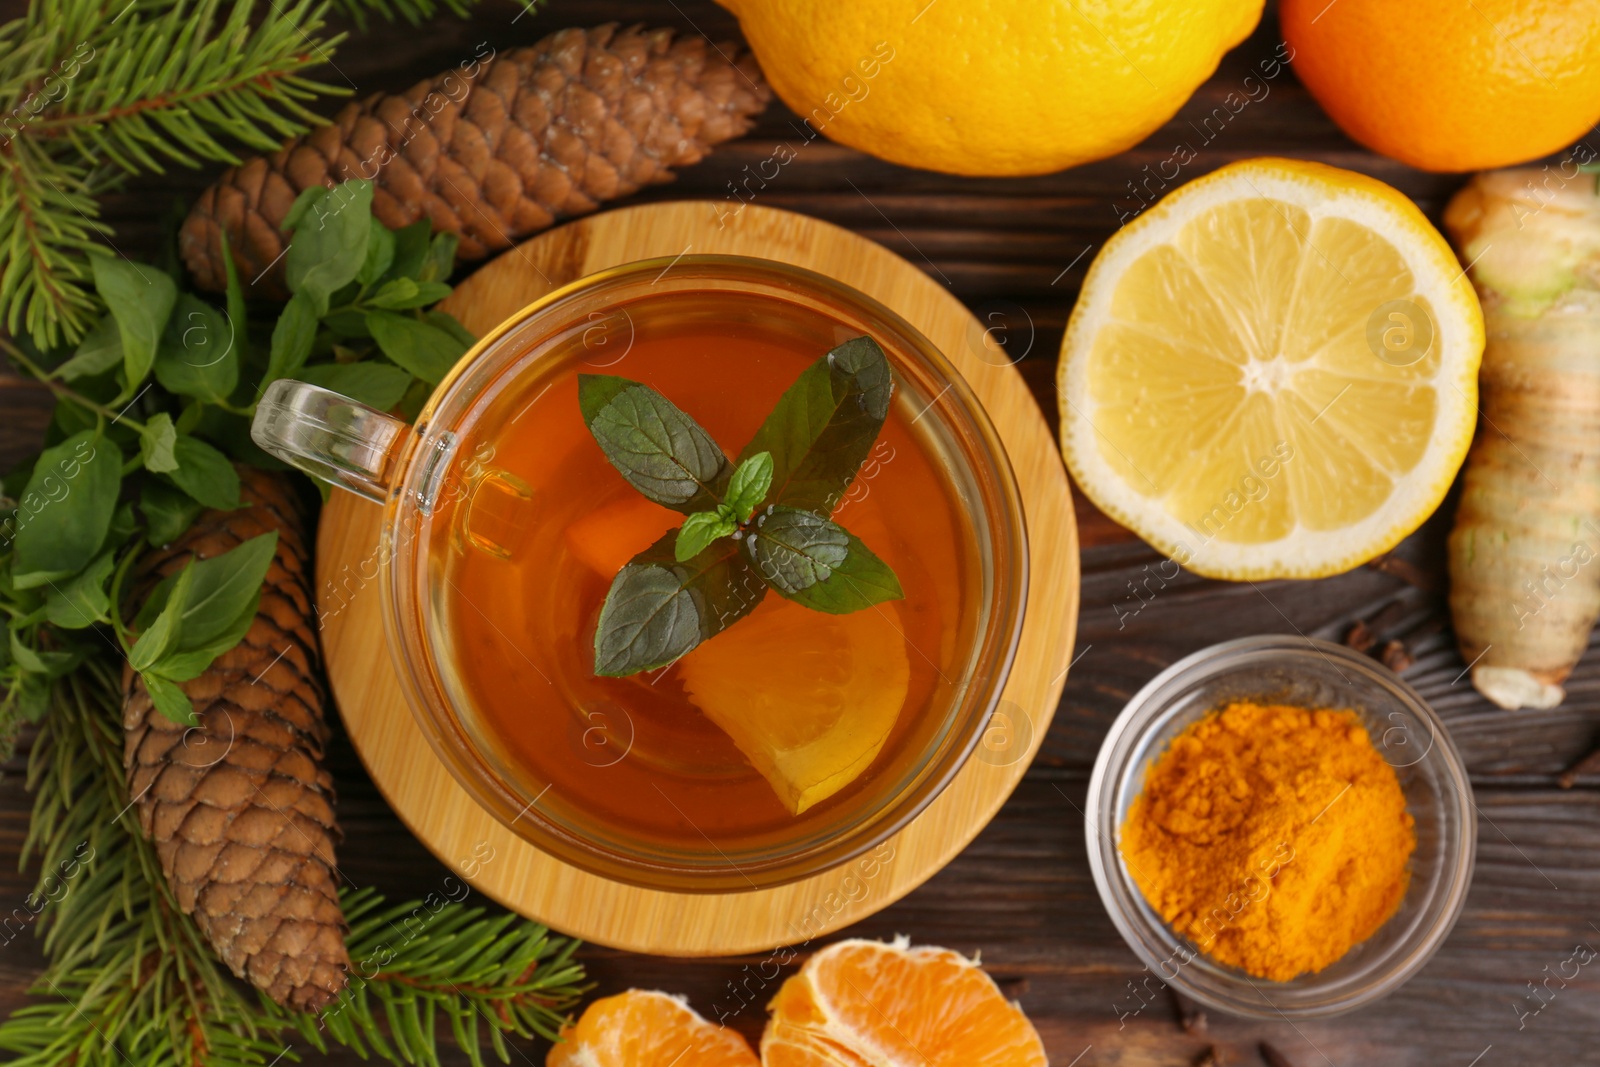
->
[1120,701,1415,981]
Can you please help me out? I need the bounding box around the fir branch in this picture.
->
[0,659,586,1067]
[327,0,484,32]
[0,0,347,350]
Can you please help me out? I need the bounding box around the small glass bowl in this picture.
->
[1085,635,1475,1018]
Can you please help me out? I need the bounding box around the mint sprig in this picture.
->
[579,336,905,677]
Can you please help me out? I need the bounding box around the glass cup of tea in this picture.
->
[253,255,1028,891]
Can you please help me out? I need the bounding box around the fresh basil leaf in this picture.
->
[299,362,414,412]
[109,500,138,543]
[389,220,432,280]
[420,230,458,283]
[578,375,730,513]
[748,506,849,596]
[164,436,240,510]
[739,335,894,512]
[367,277,453,310]
[140,481,202,547]
[129,563,194,671]
[171,532,277,651]
[154,592,258,681]
[220,229,248,356]
[155,294,238,404]
[367,310,467,383]
[140,671,197,725]
[14,672,50,723]
[284,180,373,314]
[11,430,122,589]
[674,511,737,562]
[43,550,116,629]
[9,629,78,677]
[359,215,396,286]
[264,290,318,389]
[54,315,123,382]
[725,451,774,521]
[90,256,177,399]
[593,533,767,676]
[425,310,475,347]
[140,412,179,473]
[771,522,902,614]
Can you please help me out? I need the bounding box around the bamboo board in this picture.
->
[316,201,1079,955]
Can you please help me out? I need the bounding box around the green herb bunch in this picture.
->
[579,336,906,677]
[0,658,586,1067]
[0,177,472,737]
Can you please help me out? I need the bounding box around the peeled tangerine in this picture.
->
[679,596,909,814]
[762,938,1047,1066]
[546,990,758,1066]
[1057,157,1485,580]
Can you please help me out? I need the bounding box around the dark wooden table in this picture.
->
[4,2,1599,1064]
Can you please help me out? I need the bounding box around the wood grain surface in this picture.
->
[1,0,1598,1064]
[315,200,1079,955]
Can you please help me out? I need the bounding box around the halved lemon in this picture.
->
[1058,158,1484,580]
[678,596,909,815]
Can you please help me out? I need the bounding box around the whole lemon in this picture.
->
[1282,0,1600,172]
[717,0,1265,177]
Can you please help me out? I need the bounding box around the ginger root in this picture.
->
[1443,167,1600,709]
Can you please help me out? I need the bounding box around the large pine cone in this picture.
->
[179,23,770,297]
[123,468,348,1012]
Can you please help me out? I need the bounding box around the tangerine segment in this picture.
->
[565,493,681,578]
[679,596,910,815]
[546,990,758,1067]
[761,939,1047,1067]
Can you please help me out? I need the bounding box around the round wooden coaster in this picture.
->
[317,201,1079,956]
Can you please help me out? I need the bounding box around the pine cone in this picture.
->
[180,23,770,297]
[123,468,348,1012]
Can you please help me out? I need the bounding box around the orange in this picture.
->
[546,989,758,1067]
[1282,0,1600,172]
[761,938,1046,1066]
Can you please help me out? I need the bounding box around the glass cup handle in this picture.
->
[251,380,410,503]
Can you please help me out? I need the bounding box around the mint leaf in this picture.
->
[593,533,766,676]
[44,550,116,629]
[140,672,197,726]
[748,507,903,613]
[54,315,123,382]
[389,220,433,280]
[674,510,737,562]
[367,310,468,383]
[90,256,177,399]
[578,375,730,513]
[747,506,848,593]
[155,294,238,404]
[140,481,202,547]
[140,412,179,473]
[12,430,123,589]
[739,336,893,512]
[164,436,241,510]
[773,526,902,613]
[725,451,773,521]
[300,361,413,412]
[284,180,373,314]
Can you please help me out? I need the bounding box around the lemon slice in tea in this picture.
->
[1058,158,1484,580]
[679,596,910,815]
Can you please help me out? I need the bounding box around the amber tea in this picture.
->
[425,288,984,857]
